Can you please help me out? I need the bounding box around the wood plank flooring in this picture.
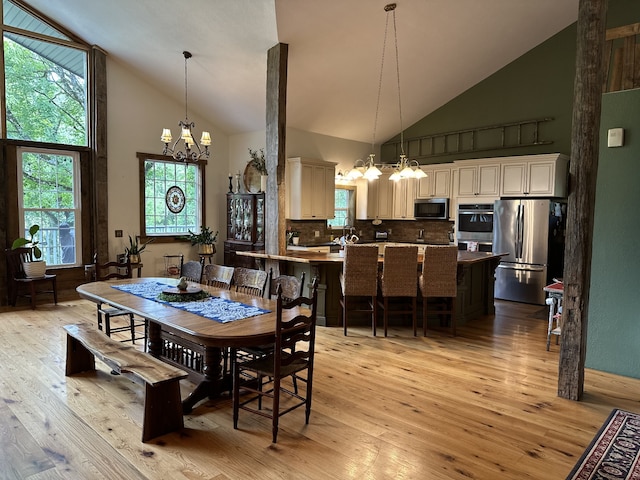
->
[0,298,639,479]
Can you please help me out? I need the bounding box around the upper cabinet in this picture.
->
[356,173,394,220]
[416,164,453,199]
[500,153,569,197]
[286,157,336,220]
[456,161,501,197]
[392,178,416,219]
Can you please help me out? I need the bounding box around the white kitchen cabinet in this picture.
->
[286,157,336,220]
[356,173,394,220]
[500,154,569,197]
[392,178,416,219]
[416,164,452,199]
[456,162,500,197]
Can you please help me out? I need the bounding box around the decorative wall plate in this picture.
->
[243,162,262,193]
[166,185,186,213]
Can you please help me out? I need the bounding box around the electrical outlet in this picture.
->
[115,229,123,238]
[314,230,320,237]
[388,228,392,234]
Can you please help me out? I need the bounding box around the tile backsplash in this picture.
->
[287,219,454,245]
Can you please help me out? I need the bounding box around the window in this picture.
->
[3,0,88,145]
[17,147,82,266]
[327,186,356,229]
[141,155,204,237]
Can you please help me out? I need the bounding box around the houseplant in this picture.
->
[12,224,47,278]
[248,148,268,192]
[187,226,218,254]
[124,235,153,264]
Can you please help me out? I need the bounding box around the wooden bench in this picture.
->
[63,323,188,442]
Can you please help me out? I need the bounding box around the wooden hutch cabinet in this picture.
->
[224,193,265,268]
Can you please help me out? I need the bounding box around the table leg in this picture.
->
[182,346,223,414]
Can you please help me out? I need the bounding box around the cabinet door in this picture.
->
[432,168,451,197]
[323,165,335,218]
[415,167,434,198]
[501,163,527,197]
[376,173,393,219]
[392,179,415,219]
[457,166,478,196]
[477,164,500,196]
[527,161,555,196]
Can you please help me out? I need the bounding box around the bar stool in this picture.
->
[377,246,418,337]
[419,245,458,336]
[339,244,379,336]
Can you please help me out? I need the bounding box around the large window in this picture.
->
[142,155,203,237]
[17,147,81,266]
[327,186,356,229]
[3,0,88,145]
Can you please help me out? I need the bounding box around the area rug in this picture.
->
[111,281,270,323]
[566,409,640,479]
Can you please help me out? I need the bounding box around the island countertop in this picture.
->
[236,249,507,265]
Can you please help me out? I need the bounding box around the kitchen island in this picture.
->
[237,249,506,330]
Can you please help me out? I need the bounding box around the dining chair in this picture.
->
[339,244,379,336]
[232,277,319,443]
[232,267,269,297]
[268,268,305,302]
[4,247,58,309]
[203,264,234,289]
[377,245,418,337]
[419,245,458,336]
[94,255,146,346]
[180,260,203,283]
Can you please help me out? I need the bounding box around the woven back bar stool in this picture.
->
[419,245,458,336]
[377,246,418,337]
[339,244,379,336]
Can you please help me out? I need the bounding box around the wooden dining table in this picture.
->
[76,277,300,413]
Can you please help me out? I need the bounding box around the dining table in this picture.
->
[76,277,302,413]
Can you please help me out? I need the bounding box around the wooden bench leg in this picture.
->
[65,334,96,375]
[142,380,184,442]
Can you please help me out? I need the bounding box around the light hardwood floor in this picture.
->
[1,297,638,479]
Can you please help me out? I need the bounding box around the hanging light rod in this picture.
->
[160,51,211,163]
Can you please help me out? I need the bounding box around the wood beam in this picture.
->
[265,43,288,257]
[558,0,607,400]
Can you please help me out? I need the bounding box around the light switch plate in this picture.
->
[608,128,624,148]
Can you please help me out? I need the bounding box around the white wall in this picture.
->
[106,58,230,276]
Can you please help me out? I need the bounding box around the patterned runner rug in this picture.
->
[112,281,270,323]
[567,409,640,479]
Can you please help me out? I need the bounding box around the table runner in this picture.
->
[112,281,270,323]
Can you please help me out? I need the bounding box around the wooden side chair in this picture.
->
[339,244,379,336]
[203,264,234,289]
[5,247,58,309]
[232,277,319,443]
[268,268,305,302]
[94,255,146,346]
[419,245,458,336]
[180,260,203,283]
[232,267,268,297]
[377,246,418,337]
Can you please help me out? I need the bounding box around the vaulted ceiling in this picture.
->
[21,0,579,144]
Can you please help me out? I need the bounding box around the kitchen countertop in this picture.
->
[237,249,507,265]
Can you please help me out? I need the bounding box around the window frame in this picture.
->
[137,152,207,242]
[16,146,83,267]
[328,185,356,230]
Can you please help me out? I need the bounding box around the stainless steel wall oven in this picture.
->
[457,203,494,252]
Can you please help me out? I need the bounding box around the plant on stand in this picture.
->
[124,235,153,264]
[12,224,47,278]
[187,226,218,255]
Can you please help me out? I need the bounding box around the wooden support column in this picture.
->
[265,43,288,259]
[92,46,109,263]
[558,0,607,400]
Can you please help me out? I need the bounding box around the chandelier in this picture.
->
[347,3,424,182]
[160,51,211,162]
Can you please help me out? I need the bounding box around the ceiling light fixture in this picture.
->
[161,51,211,162]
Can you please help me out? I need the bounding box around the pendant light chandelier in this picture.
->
[347,3,424,182]
[160,51,211,162]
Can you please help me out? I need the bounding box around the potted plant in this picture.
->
[124,235,153,264]
[12,224,47,278]
[248,148,268,192]
[187,226,218,255]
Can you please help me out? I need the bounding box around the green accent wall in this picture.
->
[382,0,640,165]
[587,88,640,377]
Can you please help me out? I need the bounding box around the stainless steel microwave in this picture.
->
[414,198,449,220]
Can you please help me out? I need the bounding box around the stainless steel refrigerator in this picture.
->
[493,199,566,305]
